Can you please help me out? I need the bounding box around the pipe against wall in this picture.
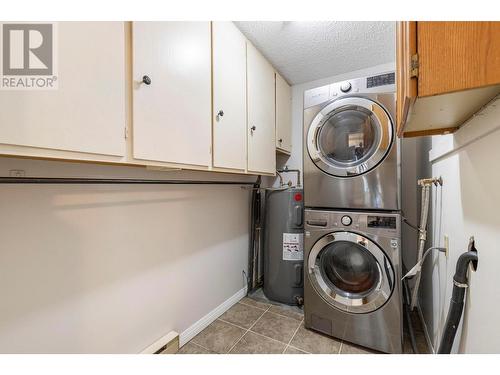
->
[0,177,257,185]
[277,166,301,187]
[410,184,431,309]
[410,176,443,310]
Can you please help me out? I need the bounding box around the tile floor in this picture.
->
[176,290,430,354]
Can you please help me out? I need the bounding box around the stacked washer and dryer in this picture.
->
[303,72,403,353]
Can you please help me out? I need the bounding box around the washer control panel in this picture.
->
[305,210,400,237]
[340,215,352,226]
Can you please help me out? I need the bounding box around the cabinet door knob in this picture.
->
[278,138,283,143]
[142,75,152,85]
[217,110,224,117]
[250,125,256,132]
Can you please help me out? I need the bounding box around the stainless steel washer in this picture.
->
[303,71,399,210]
[304,209,403,353]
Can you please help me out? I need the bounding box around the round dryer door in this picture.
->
[307,231,394,314]
[306,97,393,177]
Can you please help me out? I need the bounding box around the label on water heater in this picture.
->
[283,233,304,261]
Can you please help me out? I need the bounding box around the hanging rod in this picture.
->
[0,177,259,186]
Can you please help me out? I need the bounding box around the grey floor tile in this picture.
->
[250,311,301,343]
[403,334,414,354]
[403,331,430,354]
[229,331,286,354]
[269,304,304,321]
[176,342,214,354]
[410,311,425,333]
[290,324,341,354]
[239,296,272,310]
[416,332,430,353]
[340,342,378,354]
[219,302,265,329]
[284,346,309,354]
[191,319,245,354]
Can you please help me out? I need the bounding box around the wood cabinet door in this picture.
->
[246,42,276,174]
[132,22,211,167]
[212,22,247,170]
[0,22,126,160]
[417,21,500,97]
[396,21,418,136]
[275,73,292,153]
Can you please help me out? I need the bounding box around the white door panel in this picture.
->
[276,73,292,153]
[132,22,211,167]
[0,22,126,158]
[247,42,276,174]
[212,22,247,170]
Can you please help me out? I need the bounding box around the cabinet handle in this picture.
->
[216,110,224,122]
[278,138,283,143]
[250,125,256,132]
[142,75,152,85]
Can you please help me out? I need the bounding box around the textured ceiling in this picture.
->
[234,21,395,85]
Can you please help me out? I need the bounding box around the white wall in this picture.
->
[273,62,396,187]
[0,158,252,353]
[420,95,500,353]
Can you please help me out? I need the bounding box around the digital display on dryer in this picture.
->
[367,216,396,229]
[366,72,395,88]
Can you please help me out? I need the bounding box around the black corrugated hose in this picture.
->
[437,238,478,354]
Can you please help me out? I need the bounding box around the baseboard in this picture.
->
[179,286,248,347]
[140,331,179,354]
[416,302,435,354]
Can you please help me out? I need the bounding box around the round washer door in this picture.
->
[306,97,393,177]
[307,231,394,314]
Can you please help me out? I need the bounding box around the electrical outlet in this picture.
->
[444,235,449,259]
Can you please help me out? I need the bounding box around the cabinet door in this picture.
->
[0,22,126,160]
[212,22,247,170]
[247,42,276,174]
[417,21,500,97]
[132,22,211,167]
[275,73,292,154]
[396,21,417,136]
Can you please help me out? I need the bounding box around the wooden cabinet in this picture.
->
[246,42,276,174]
[275,73,292,154]
[212,22,247,171]
[132,22,212,167]
[0,22,126,162]
[397,21,500,137]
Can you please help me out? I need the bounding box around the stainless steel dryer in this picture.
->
[304,209,403,353]
[303,72,399,210]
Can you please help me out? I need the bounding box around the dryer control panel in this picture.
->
[303,71,396,109]
[367,215,397,229]
[366,72,395,88]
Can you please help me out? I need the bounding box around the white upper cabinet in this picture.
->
[275,73,292,154]
[0,22,279,175]
[246,42,276,175]
[132,22,212,167]
[212,22,247,171]
[0,22,126,161]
